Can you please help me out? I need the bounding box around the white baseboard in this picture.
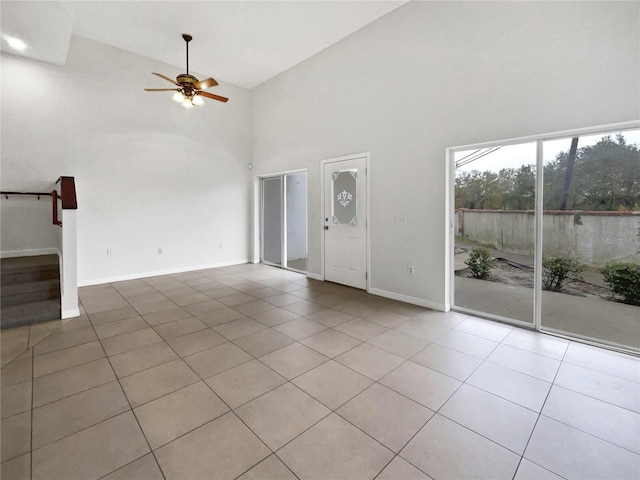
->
[368,287,447,312]
[61,308,80,319]
[1,248,59,259]
[78,259,250,287]
[306,272,323,281]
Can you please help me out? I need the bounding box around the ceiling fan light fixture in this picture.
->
[145,34,229,106]
[2,34,28,52]
[172,91,184,103]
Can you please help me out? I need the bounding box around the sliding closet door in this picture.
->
[262,176,282,266]
[285,173,308,272]
[261,173,307,272]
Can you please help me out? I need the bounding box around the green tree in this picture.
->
[457,134,640,212]
[545,134,640,211]
[456,165,535,210]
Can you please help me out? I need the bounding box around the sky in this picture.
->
[455,128,640,174]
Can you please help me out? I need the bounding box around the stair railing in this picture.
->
[1,176,77,226]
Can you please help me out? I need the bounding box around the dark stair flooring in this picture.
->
[1,254,61,329]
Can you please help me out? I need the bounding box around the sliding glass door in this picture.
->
[452,125,639,352]
[541,132,640,349]
[261,172,308,272]
[453,143,537,326]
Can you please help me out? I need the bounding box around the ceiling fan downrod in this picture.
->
[182,33,192,75]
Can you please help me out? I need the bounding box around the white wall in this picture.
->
[1,36,252,284]
[0,196,60,257]
[250,1,640,309]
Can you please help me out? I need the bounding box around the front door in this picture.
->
[323,156,367,289]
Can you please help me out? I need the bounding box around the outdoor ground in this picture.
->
[453,244,639,350]
[456,256,613,302]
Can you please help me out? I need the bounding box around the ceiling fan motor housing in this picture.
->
[177,74,198,86]
[177,73,198,96]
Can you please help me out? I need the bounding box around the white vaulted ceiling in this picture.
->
[1,0,407,89]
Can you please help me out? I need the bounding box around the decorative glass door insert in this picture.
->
[332,169,357,225]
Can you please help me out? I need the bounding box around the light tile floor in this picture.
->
[1,263,639,480]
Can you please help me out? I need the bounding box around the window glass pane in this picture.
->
[332,169,357,225]
[454,143,536,324]
[541,129,640,350]
[262,177,282,265]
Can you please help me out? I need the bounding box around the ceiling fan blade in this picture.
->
[152,72,179,85]
[144,88,178,92]
[195,77,218,90]
[198,91,229,103]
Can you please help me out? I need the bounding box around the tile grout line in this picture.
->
[87,294,168,480]
[509,337,571,480]
[130,290,285,476]
[130,298,395,478]
[29,346,34,480]
[254,328,444,479]
[364,327,524,479]
[16,264,639,479]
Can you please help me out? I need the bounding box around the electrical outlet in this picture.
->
[408,266,415,274]
[157,248,163,255]
[106,248,112,255]
[219,243,224,249]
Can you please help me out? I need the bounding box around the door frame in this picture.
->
[259,175,284,268]
[257,169,308,272]
[320,152,371,291]
[446,120,640,350]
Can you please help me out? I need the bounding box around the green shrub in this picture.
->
[600,262,640,306]
[465,247,493,279]
[542,256,585,292]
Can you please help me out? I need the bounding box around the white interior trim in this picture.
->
[534,139,544,330]
[369,287,447,312]
[449,120,640,153]
[1,248,59,258]
[252,177,261,264]
[78,259,249,287]
[454,306,536,330]
[61,307,80,319]
[255,169,308,271]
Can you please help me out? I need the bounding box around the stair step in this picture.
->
[1,278,60,297]
[1,265,59,285]
[1,255,62,329]
[1,254,58,269]
[1,299,61,329]
[2,287,61,307]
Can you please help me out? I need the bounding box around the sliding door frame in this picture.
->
[259,169,308,273]
[447,120,639,350]
[260,175,284,268]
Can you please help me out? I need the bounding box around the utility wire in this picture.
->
[455,146,502,169]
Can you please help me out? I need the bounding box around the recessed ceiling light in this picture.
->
[2,34,28,52]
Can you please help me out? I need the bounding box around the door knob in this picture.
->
[324,226,329,230]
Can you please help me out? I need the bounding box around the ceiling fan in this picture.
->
[144,33,228,108]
